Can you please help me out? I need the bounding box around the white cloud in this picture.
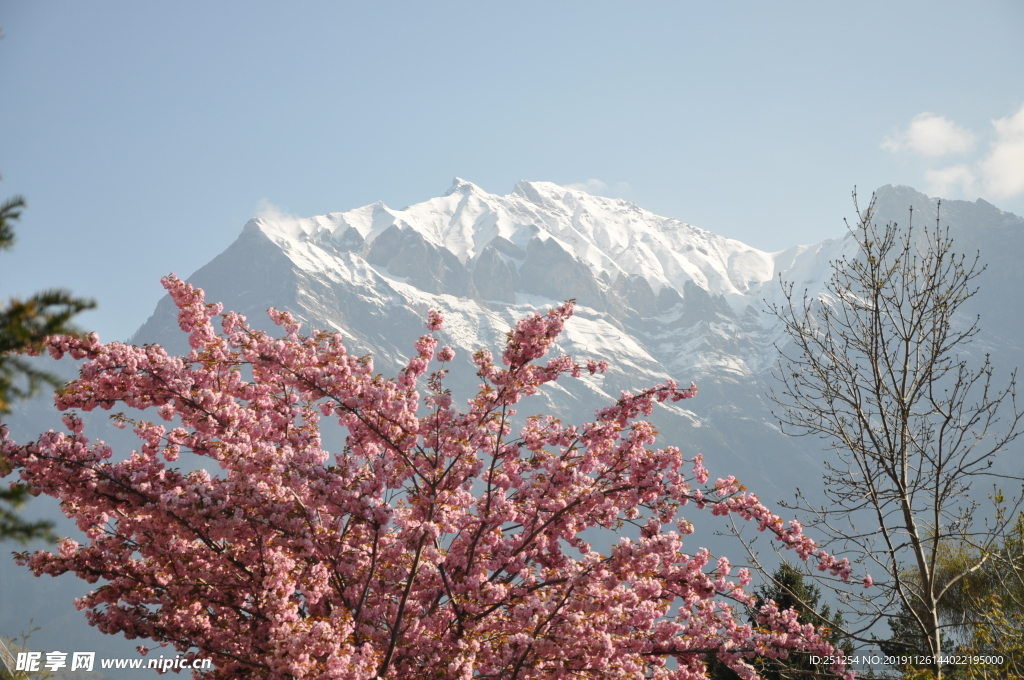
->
[925,164,977,198]
[254,198,297,222]
[883,104,1024,202]
[882,112,977,157]
[565,179,609,194]
[978,103,1024,200]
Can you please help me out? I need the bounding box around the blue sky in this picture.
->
[1,2,1023,341]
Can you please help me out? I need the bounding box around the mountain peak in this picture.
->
[229,179,1013,320]
[234,178,818,306]
[445,177,484,196]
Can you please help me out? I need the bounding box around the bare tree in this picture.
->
[768,190,1023,679]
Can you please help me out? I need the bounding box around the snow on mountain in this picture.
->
[121,178,901,519]
[226,177,858,384]
[123,180,1024,493]
[254,177,832,311]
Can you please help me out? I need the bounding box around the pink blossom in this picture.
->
[0,275,856,680]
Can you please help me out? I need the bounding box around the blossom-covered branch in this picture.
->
[1,275,859,679]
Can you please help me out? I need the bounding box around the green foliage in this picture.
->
[0,622,53,680]
[0,482,55,545]
[1,178,94,543]
[882,516,1024,679]
[707,561,853,679]
[0,190,95,415]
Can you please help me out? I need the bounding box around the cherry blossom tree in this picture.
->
[2,276,860,680]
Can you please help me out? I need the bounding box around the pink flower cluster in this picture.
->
[0,276,856,680]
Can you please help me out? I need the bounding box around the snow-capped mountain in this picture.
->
[127,179,853,488]
[128,179,1024,499]
[133,178,851,381]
